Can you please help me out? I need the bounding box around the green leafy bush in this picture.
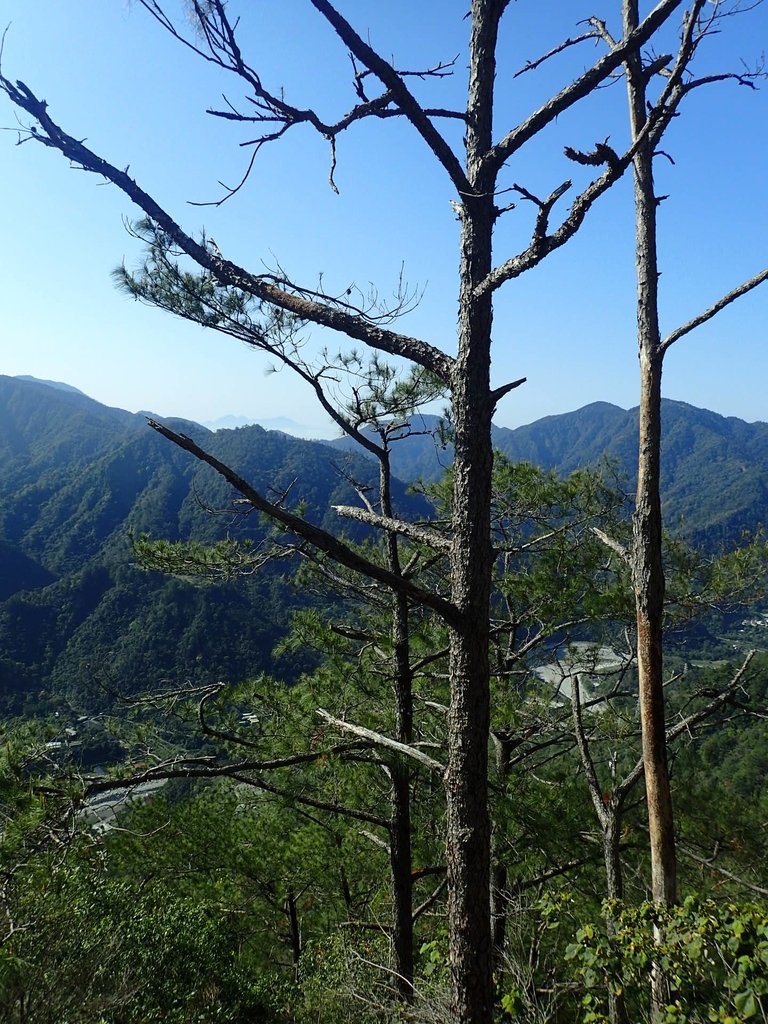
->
[564,897,768,1024]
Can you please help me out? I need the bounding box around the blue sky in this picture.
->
[1,1,766,433]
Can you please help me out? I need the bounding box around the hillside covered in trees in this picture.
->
[2,374,767,718]
[333,401,768,549]
[1,371,767,1024]
[0,374,429,715]
[2,372,768,1024]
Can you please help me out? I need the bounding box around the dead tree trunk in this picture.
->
[623,0,678,916]
[623,11,677,1013]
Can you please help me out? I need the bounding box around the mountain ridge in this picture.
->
[0,375,427,714]
[2,375,767,714]
[327,400,768,548]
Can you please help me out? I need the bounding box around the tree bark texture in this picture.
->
[444,6,502,1021]
[446,288,495,1020]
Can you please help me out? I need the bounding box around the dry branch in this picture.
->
[317,710,444,773]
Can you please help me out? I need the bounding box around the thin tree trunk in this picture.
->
[491,733,514,979]
[285,889,302,967]
[603,813,629,1024]
[572,673,628,1024]
[491,858,509,977]
[623,3,677,1017]
[623,0,677,911]
[389,755,414,1000]
[446,414,494,1024]
[380,451,415,1000]
[634,363,676,912]
[603,811,624,904]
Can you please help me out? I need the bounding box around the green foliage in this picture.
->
[290,932,393,1024]
[132,532,275,582]
[4,378,768,1023]
[419,933,450,982]
[490,457,632,632]
[111,782,359,957]
[664,531,768,626]
[114,219,287,339]
[563,897,768,1024]
[1,853,280,1024]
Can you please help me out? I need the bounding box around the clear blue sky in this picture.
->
[1,1,766,433]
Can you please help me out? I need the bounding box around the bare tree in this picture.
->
[3,3,764,1020]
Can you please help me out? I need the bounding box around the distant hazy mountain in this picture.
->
[203,413,335,439]
[14,375,88,396]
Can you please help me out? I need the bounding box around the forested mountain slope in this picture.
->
[0,376,423,714]
[2,375,767,714]
[330,400,768,549]
[500,401,768,545]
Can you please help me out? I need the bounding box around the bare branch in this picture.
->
[0,77,454,382]
[666,651,755,744]
[229,771,391,829]
[571,673,610,828]
[508,854,596,894]
[592,526,630,564]
[147,418,462,626]
[514,31,601,78]
[317,710,444,773]
[85,759,390,829]
[478,64,684,296]
[478,146,632,294]
[660,267,768,354]
[675,840,768,896]
[413,877,448,923]
[332,505,452,551]
[616,651,756,799]
[136,0,467,209]
[195,684,376,766]
[485,0,685,173]
[309,0,472,198]
[489,376,527,406]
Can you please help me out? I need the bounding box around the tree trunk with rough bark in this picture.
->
[443,8,501,1020]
